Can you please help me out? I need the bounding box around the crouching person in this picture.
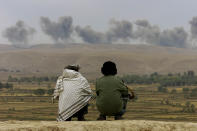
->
[53,65,92,121]
[96,61,134,120]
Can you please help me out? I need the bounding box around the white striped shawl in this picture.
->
[53,69,92,121]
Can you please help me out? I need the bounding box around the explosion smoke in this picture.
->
[134,19,160,44]
[40,16,73,43]
[75,26,106,44]
[159,27,188,48]
[2,21,36,47]
[190,17,197,39]
[75,19,133,44]
[134,19,188,48]
[3,16,197,48]
[106,19,133,43]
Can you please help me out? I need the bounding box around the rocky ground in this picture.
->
[0,120,197,131]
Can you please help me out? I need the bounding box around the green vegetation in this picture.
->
[33,89,45,96]
[121,71,197,86]
[182,88,189,93]
[47,89,55,96]
[7,75,58,83]
[0,82,13,89]
[158,86,168,93]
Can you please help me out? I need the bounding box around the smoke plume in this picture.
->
[190,17,197,39]
[106,19,133,42]
[75,26,106,44]
[135,19,151,27]
[40,16,73,43]
[75,19,133,44]
[159,27,188,48]
[133,19,188,48]
[134,19,161,44]
[2,21,36,47]
[75,18,189,48]
[4,16,197,48]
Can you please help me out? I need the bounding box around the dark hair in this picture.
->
[65,65,80,72]
[101,61,117,76]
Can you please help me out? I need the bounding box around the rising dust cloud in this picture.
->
[2,16,197,48]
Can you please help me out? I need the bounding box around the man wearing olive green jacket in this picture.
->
[96,61,134,120]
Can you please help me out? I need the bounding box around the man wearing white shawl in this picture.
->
[53,65,92,121]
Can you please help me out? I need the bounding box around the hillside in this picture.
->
[0,120,197,131]
[1,44,197,80]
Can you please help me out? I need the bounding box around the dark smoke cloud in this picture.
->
[190,17,197,39]
[134,19,161,44]
[40,16,73,43]
[75,26,106,44]
[134,19,188,48]
[75,19,133,44]
[5,16,195,48]
[2,21,36,47]
[159,27,188,48]
[75,18,188,48]
[106,19,133,42]
[38,16,194,48]
[135,19,151,27]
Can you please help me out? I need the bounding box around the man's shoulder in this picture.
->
[96,76,106,84]
[96,76,121,82]
[96,76,109,81]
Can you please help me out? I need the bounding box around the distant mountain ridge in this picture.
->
[0,43,197,80]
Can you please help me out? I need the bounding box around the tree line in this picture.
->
[0,82,13,89]
[33,89,54,96]
[7,75,58,83]
[121,71,197,86]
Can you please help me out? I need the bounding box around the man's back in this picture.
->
[96,76,128,116]
[54,67,92,121]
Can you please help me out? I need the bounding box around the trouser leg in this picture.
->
[66,117,72,121]
[122,98,128,114]
[78,104,88,121]
[115,99,128,120]
[70,104,88,121]
[97,114,106,120]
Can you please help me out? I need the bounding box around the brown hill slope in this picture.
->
[0,44,197,80]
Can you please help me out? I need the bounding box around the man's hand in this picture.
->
[52,96,59,103]
[51,97,54,104]
[129,91,135,99]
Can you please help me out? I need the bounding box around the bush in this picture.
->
[182,88,189,93]
[33,89,45,96]
[0,82,3,89]
[171,89,177,94]
[158,86,168,93]
[190,92,197,97]
[47,89,54,96]
[0,82,13,89]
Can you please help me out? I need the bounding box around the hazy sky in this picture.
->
[1,0,197,44]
